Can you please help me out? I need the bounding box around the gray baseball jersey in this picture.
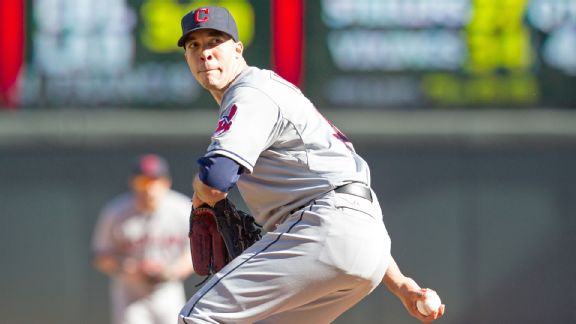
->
[180,66,391,323]
[92,190,191,324]
[206,67,371,230]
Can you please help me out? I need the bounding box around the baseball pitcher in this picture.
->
[177,6,445,324]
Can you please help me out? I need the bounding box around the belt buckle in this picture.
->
[335,183,372,202]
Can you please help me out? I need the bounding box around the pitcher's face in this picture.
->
[184,29,244,94]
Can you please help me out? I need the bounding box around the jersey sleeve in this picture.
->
[206,86,281,173]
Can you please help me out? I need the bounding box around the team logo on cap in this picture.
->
[195,8,209,23]
[213,104,238,137]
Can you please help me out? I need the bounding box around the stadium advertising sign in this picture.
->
[3,0,575,109]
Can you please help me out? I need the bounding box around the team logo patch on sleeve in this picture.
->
[213,104,238,137]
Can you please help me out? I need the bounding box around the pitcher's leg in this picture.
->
[180,206,340,323]
[259,201,391,324]
[257,278,376,324]
[179,197,390,324]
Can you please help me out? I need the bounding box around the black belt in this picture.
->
[334,183,372,202]
[288,183,373,215]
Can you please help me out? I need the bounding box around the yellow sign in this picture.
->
[423,73,538,105]
[466,0,533,73]
[141,0,255,53]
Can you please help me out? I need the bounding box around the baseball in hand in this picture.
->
[416,290,442,316]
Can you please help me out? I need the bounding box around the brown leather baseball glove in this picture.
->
[189,198,261,276]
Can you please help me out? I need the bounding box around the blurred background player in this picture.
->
[92,153,194,324]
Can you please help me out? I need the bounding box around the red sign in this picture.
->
[0,0,24,109]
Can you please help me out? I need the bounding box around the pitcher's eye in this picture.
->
[210,38,224,45]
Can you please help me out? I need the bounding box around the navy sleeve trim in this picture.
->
[206,149,254,172]
[197,155,244,193]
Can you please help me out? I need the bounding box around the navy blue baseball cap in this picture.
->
[178,6,239,47]
[132,154,170,178]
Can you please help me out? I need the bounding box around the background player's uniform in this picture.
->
[179,67,392,323]
[93,190,191,324]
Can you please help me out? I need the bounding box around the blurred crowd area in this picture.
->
[1,0,575,110]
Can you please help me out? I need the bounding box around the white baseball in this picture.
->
[416,290,441,316]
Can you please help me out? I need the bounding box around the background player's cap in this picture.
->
[178,6,239,47]
[132,154,170,178]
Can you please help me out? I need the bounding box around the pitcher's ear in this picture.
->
[235,41,244,55]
